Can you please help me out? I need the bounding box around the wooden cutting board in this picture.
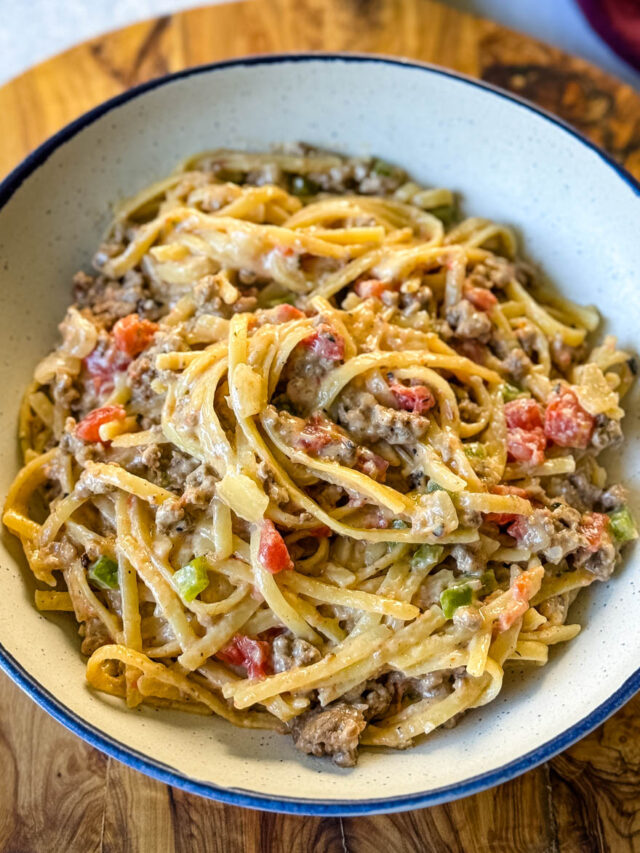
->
[1,2,639,851]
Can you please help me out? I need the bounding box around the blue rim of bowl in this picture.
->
[0,52,639,816]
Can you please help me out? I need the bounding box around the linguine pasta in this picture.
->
[3,146,637,766]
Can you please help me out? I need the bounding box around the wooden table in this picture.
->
[1,2,640,850]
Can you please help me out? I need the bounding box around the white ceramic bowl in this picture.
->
[0,55,639,816]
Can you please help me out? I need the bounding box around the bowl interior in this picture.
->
[0,56,639,813]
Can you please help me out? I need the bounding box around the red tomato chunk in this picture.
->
[455,339,487,365]
[507,515,529,542]
[296,414,344,453]
[302,323,345,361]
[581,512,610,552]
[497,567,541,632]
[355,279,390,300]
[83,346,130,393]
[216,634,271,680]
[464,286,497,312]
[389,382,436,414]
[355,447,389,481]
[504,398,544,430]
[75,405,127,442]
[504,398,546,466]
[258,520,294,574]
[543,387,594,449]
[112,314,158,358]
[305,526,332,538]
[506,427,546,466]
[491,485,529,499]
[262,304,305,324]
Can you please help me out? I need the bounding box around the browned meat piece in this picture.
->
[466,256,518,291]
[445,299,492,343]
[514,505,585,565]
[262,406,357,466]
[550,334,588,373]
[398,284,433,315]
[272,634,321,673]
[515,323,538,357]
[310,163,406,196]
[452,605,485,631]
[458,398,483,422]
[450,541,490,575]
[257,461,290,506]
[591,415,623,451]
[599,484,627,511]
[79,617,111,656]
[73,270,161,327]
[127,355,157,409]
[342,680,393,721]
[285,353,335,415]
[182,464,218,509]
[538,591,578,626]
[131,444,199,493]
[290,703,367,767]
[192,274,258,317]
[155,498,184,531]
[547,472,628,514]
[547,472,603,513]
[576,538,619,581]
[502,347,532,382]
[59,429,104,467]
[511,503,619,576]
[387,669,460,705]
[51,368,81,418]
[512,509,555,551]
[335,388,430,444]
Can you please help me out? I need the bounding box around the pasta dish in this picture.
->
[3,146,637,767]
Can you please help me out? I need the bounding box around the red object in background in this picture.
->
[576,0,640,71]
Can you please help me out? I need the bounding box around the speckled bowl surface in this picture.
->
[0,55,639,816]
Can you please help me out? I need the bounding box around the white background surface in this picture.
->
[0,0,638,89]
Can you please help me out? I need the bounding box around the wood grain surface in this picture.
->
[1,1,639,851]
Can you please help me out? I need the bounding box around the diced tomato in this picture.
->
[75,404,127,443]
[491,485,529,499]
[543,387,594,449]
[305,526,332,538]
[355,279,390,300]
[301,323,345,361]
[512,572,537,602]
[278,246,296,257]
[258,520,294,574]
[506,426,547,466]
[497,566,543,632]
[262,304,305,324]
[389,382,436,414]
[504,398,544,430]
[216,634,271,680]
[259,626,287,642]
[355,447,389,482]
[485,512,520,525]
[504,399,546,466]
[112,314,158,358]
[83,345,130,393]
[296,414,343,453]
[581,512,610,552]
[507,515,530,542]
[464,286,497,312]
